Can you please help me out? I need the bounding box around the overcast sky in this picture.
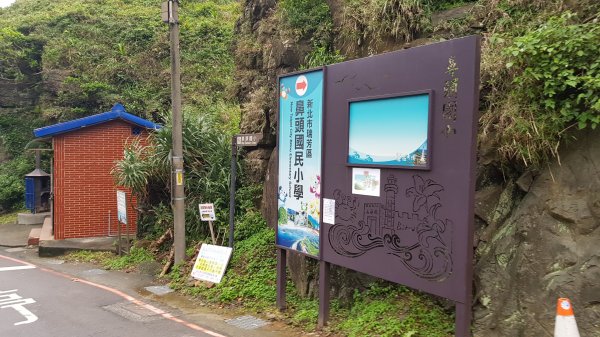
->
[0,0,16,8]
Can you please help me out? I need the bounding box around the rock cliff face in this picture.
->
[474,129,600,336]
[234,0,312,225]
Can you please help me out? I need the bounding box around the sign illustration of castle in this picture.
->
[363,176,422,238]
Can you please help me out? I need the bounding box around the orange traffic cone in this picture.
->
[554,298,580,337]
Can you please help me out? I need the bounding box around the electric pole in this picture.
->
[162,0,185,264]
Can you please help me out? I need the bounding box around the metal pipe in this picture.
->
[108,210,113,237]
[228,136,237,248]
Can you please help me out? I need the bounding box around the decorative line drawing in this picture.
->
[328,175,453,281]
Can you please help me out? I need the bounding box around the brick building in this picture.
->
[33,103,159,239]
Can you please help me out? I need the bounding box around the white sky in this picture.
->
[0,0,16,8]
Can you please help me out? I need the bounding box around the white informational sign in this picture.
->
[116,190,127,224]
[199,203,216,221]
[351,168,381,197]
[191,244,233,283]
[323,198,335,225]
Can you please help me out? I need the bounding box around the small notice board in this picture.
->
[116,190,127,224]
[199,203,216,221]
[191,244,233,283]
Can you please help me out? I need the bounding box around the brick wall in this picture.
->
[52,120,149,239]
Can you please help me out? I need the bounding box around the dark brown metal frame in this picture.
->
[275,36,480,336]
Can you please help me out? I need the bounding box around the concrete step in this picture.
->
[18,212,50,225]
[28,228,41,246]
[40,216,53,241]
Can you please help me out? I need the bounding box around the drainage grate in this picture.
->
[225,315,268,330]
[103,302,164,322]
[145,285,174,296]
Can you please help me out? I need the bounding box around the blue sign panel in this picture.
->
[277,70,323,257]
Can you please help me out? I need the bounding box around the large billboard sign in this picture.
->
[276,69,324,257]
[275,36,480,336]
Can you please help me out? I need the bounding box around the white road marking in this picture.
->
[0,289,38,325]
[0,265,36,272]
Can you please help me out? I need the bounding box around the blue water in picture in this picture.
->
[349,140,428,167]
[277,225,319,255]
[348,94,429,167]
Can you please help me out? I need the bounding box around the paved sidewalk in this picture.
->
[0,223,41,247]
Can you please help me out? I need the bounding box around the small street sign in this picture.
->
[116,190,127,225]
[199,203,216,221]
[235,133,262,147]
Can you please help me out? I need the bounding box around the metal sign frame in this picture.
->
[275,36,480,336]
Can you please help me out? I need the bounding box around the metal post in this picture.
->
[455,302,472,337]
[117,220,122,256]
[208,220,216,245]
[34,149,41,169]
[276,248,287,311]
[318,261,330,329]
[126,211,130,253]
[228,136,237,248]
[167,0,186,264]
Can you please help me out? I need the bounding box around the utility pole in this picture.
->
[162,0,185,264]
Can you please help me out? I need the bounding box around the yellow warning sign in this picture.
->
[175,170,183,186]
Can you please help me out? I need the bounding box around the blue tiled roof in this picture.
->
[33,103,161,138]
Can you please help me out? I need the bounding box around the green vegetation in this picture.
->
[113,112,238,242]
[104,247,155,270]
[0,156,35,212]
[169,225,277,309]
[65,247,154,270]
[485,13,600,165]
[427,0,476,11]
[0,0,240,213]
[278,0,344,68]
[0,209,25,224]
[336,284,453,337]
[168,211,454,335]
[65,250,115,265]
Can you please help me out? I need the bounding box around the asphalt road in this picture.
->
[0,253,225,337]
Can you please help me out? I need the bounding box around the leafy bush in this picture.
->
[0,27,41,80]
[279,0,332,41]
[0,157,35,212]
[303,44,345,68]
[112,112,238,241]
[483,13,600,165]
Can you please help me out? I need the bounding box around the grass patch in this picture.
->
[168,212,454,336]
[334,284,453,337]
[64,250,114,264]
[0,209,25,225]
[65,246,155,270]
[169,227,277,311]
[103,246,155,270]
